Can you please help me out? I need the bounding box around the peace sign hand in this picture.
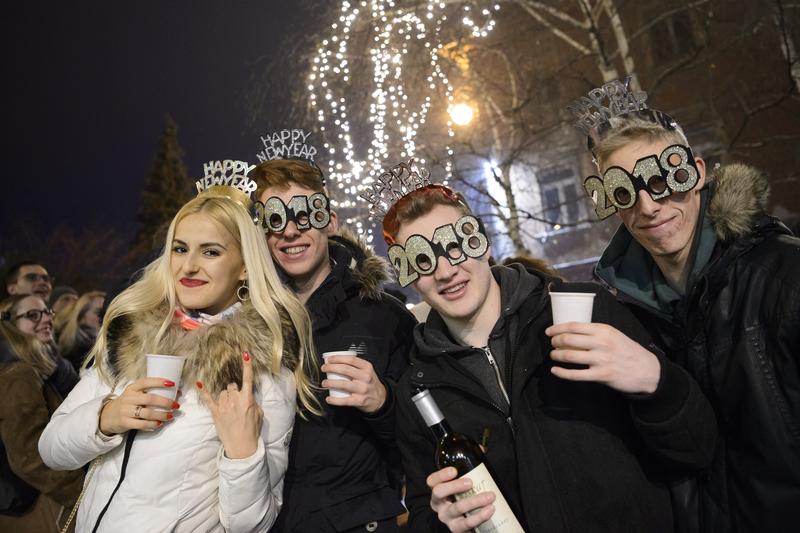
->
[197,351,264,459]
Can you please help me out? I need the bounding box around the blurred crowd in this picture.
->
[0,263,107,531]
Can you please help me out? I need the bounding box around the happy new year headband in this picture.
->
[567,78,700,219]
[195,159,257,211]
[255,128,325,185]
[359,158,433,219]
[566,77,687,161]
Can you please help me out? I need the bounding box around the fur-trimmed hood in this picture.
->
[707,163,771,242]
[329,229,391,301]
[106,303,299,395]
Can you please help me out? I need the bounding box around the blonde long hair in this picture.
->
[54,290,105,356]
[90,195,320,415]
[0,295,57,378]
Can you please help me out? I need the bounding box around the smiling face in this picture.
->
[259,182,337,294]
[8,264,52,301]
[396,204,497,324]
[603,138,706,273]
[170,213,246,315]
[14,295,54,343]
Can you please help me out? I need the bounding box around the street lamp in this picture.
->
[449,102,475,126]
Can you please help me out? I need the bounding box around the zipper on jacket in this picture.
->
[480,347,516,437]
[482,346,511,407]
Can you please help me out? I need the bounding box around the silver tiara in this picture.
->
[256,128,318,164]
[360,158,432,218]
[566,77,649,135]
[567,77,685,158]
[195,159,257,208]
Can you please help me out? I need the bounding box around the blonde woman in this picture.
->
[0,294,84,532]
[39,191,319,532]
[54,290,106,371]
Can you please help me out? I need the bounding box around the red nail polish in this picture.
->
[156,421,162,427]
[243,351,250,362]
[164,379,175,387]
[196,381,204,389]
[172,402,180,409]
[166,413,173,420]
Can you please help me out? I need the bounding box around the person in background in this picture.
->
[50,286,79,315]
[54,290,106,372]
[0,294,84,532]
[4,262,53,302]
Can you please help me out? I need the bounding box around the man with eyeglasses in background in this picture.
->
[4,261,54,301]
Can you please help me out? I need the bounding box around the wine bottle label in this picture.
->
[456,463,525,533]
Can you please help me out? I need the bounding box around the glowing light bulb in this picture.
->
[449,102,475,126]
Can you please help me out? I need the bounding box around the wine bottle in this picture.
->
[412,387,525,533]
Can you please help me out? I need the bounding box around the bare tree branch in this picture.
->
[512,0,593,54]
[624,0,711,48]
[728,89,795,149]
[513,0,589,29]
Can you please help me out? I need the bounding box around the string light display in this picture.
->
[307,1,499,242]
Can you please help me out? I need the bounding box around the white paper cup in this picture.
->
[146,354,186,409]
[550,292,596,325]
[322,350,357,398]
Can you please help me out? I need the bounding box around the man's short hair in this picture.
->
[4,261,42,286]
[250,160,327,199]
[382,185,474,245]
[594,117,689,171]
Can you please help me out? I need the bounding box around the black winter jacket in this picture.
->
[596,163,800,532]
[273,233,416,532]
[396,265,717,532]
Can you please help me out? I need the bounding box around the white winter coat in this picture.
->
[38,303,300,532]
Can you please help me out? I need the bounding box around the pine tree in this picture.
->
[132,115,192,258]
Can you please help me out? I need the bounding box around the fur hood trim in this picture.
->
[331,229,391,301]
[108,303,298,395]
[708,163,770,242]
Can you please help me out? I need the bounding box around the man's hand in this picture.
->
[546,322,661,394]
[427,466,496,532]
[321,355,387,413]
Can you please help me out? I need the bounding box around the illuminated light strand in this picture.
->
[307,0,498,242]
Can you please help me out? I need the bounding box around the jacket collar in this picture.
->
[412,265,549,359]
[106,301,297,395]
[329,229,391,301]
[306,230,393,330]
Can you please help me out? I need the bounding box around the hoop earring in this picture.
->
[237,279,250,302]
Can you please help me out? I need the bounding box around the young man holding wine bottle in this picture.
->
[366,161,717,532]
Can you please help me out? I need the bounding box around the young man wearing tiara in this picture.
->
[250,130,416,532]
[573,79,800,531]
[370,159,717,532]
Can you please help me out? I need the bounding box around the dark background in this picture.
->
[2,1,302,241]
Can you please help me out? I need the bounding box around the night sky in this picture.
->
[2,1,305,238]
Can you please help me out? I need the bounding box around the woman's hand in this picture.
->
[198,351,263,459]
[99,377,179,435]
